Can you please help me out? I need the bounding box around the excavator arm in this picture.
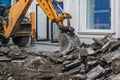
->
[3,0,80,55]
[37,0,80,55]
[3,0,33,38]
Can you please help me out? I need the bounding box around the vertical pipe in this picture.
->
[30,12,36,46]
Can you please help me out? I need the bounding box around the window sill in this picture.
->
[78,32,116,35]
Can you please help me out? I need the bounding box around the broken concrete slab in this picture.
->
[100,41,111,52]
[102,33,117,43]
[62,60,81,72]
[79,48,88,57]
[10,46,22,56]
[106,74,120,80]
[63,67,81,75]
[49,56,63,64]
[86,56,105,67]
[63,63,85,75]
[39,52,55,58]
[111,58,120,74]
[33,73,55,80]
[102,50,120,63]
[0,56,12,62]
[0,47,11,54]
[8,46,22,56]
[108,41,120,52]
[64,64,85,75]
[92,38,104,46]
[7,76,15,80]
[62,60,72,66]
[86,47,95,55]
[79,47,95,57]
[86,65,104,80]
[8,46,27,60]
[71,74,86,80]
[63,52,79,60]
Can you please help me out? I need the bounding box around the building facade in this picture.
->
[28,0,120,43]
[63,0,120,43]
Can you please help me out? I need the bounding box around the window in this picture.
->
[51,2,63,42]
[87,0,111,30]
[53,2,63,14]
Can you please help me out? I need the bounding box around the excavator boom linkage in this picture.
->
[3,0,80,55]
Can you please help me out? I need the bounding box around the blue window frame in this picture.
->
[53,2,63,14]
[51,2,63,42]
[87,0,111,30]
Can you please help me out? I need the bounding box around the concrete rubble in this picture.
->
[0,34,120,80]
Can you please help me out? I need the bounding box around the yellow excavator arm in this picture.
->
[37,0,72,27]
[3,0,80,55]
[3,0,33,38]
[3,0,73,38]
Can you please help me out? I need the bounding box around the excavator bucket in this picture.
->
[59,33,81,55]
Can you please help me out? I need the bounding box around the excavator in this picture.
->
[0,0,80,55]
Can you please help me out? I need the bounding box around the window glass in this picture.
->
[53,2,63,14]
[87,0,111,30]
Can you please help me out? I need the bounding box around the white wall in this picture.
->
[111,0,120,38]
[28,0,120,43]
[63,0,79,33]
[63,0,120,43]
[26,0,37,18]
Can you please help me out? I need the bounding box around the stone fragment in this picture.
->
[79,47,95,57]
[49,56,63,64]
[0,56,12,62]
[64,67,81,75]
[79,48,88,57]
[62,60,81,72]
[111,58,120,74]
[106,74,120,80]
[86,47,95,55]
[34,74,55,80]
[8,46,27,59]
[87,65,104,80]
[92,38,104,46]
[64,63,85,75]
[64,52,79,60]
[102,50,120,63]
[0,47,11,54]
[8,46,22,56]
[108,41,120,52]
[71,74,86,80]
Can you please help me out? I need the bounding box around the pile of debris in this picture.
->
[56,34,120,80]
[0,34,120,80]
[0,45,27,62]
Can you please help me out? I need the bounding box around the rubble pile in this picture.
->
[0,45,27,62]
[0,34,120,80]
[58,34,120,80]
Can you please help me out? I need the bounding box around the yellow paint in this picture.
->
[3,0,33,38]
[3,0,72,38]
[30,12,36,38]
